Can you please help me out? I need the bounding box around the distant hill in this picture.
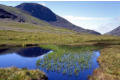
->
[106,26,120,36]
[16,3,100,35]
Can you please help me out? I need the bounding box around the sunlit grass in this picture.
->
[0,29,120,47]
[0,67,47,80]
[0,20,75,33]
[89,45,120,80]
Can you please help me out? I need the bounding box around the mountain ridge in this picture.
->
[0,3,100,35]
[0,4,54,26]
[16,3,101,35]
[105,26,120,36]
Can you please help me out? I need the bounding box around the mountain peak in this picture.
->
[16,3,100,35]
[16,3,57,22]
[17,3,44,6]
[106,26,120,36]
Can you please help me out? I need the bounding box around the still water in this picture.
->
[0,46,100,80]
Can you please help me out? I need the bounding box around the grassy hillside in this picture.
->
[0,4,52,26]
[0,21,120,46]
[0,27,120,46]
[1,20,119,46]
[16,3,100,35]
[0,20,75,33]
[0,4,80,35]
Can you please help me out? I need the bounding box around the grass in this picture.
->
[89,45,120,80]
[0,29,120,47]
[1,19,120,46]
[0,20,74,33]
[0,20,120,79]
[36,45,100,75]
[0,67,47,80]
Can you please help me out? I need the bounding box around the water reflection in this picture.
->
[0,47,51,69]
[0,47,50,57]
[36,46,100,80]
[0,46,100,80]
[17,47,50,57]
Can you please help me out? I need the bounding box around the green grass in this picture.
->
[1,29,120,46]
[0,67,47,80]
[89,45,120,80]
[1,19,120,46]
[0,20,75,34]
[36,45,100,75]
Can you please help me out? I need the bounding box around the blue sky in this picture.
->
[0,1,120,33]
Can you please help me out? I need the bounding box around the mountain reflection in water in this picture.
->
[0,47,51,69]
[0,47,50,57]
[17,47,50,57]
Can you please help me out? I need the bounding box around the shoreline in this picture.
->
[89,45,120,80]
[0,43,120,80]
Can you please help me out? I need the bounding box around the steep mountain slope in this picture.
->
[0,4,77,34]
[0,8,17,19]
[16,3,100,35]
[106,26,120,36]
[0,4,55,27]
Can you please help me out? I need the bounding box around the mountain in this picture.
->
[16,3,100,35]
[0,8,17,19]
[0,4,76,34]
[0,4,54,26]
[106,26,120,36]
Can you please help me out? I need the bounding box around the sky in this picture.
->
[0,1,120,34]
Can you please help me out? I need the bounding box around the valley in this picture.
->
[0,2,120,80]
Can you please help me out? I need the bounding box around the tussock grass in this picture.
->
[89,45,120,80]
[37,45,100,75]
[0,67,47,80]
[0,29,120,46]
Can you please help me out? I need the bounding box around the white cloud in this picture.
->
[63,15,111,21]
[62,15,120,34]
[98,17,120,33]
